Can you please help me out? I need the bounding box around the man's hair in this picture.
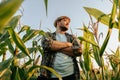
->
[54,16,71,27]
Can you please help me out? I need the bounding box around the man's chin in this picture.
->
[60,26,68,31]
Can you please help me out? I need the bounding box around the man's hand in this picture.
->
[50,40,82,57]
[66,42,72,47]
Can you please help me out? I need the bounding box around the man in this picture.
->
[38,16,82,80]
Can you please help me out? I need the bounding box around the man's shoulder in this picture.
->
[65,33,76,38]
[44,32,56,38]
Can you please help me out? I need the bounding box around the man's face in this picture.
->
[58,18,70,31]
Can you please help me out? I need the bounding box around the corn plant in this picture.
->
[78,0,120,80]
[0,0,63,80]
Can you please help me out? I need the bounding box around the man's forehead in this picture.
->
[61,18,70,22]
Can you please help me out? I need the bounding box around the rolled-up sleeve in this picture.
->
[41,34,52,50]
[72,38,82,56]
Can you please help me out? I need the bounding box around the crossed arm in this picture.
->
[47,39,82,57]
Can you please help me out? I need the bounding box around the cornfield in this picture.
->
[0,0,120,80]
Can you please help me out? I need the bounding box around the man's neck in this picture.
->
[56,29,66,34]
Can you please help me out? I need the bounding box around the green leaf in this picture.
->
[0,58,13,73]
[78,25,98,47]
[0,68,12,80]
[0,0,23,33]
[108,55,118,72]
[78,36,98,47]
[18,68,26,80]
[110,0,118,24]
[18,25,30,34]
[115,47,120,58]
[118,26,120,42]
[92,45,104,67]
[118,1,120,41]
[100,29,112,57]
[25,66,62,80]
[40,66,62,80]
[22,30,40,42]
[44,0,48,16]
[82,26,92,71]
[5,39,14,54]
[21,59,33,68]
[37,45,44,56]
[99,0,117,57]
[16,47,37,59]
[0,41,8,56]
[39,30,47,36]
[7,27,31,59]
[7,15,21,29]
[11,67,21,80]
[79,58,86,74]
[0,31,9,43]
[84,7,118,29]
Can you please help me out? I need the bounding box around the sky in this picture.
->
[0,0,119,67]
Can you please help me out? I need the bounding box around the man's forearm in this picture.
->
[50,40,72,51]
[58,47,74,56]
[59,46,82,57]
[50,40,82,56]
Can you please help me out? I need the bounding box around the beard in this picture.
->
[60,26,68,31]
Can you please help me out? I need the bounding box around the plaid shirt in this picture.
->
[40,32,80,80]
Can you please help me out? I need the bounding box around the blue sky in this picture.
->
[0,0,119,66]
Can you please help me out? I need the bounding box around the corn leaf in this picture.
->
[11,67,21,80]
[39,30,47,36]
[0,68,12,80]
[5,39,14,55]
[82,26,92,71]
[110,0,118,25]
[108,55,118,72]
[18,25,30,34]
[115,46,120,58]
[83,41,91,71]
[118,4,120,41]
[7,15,21,29]
[78,36,98,47]
[16,47,37,59]
[92,45,104,67]
[0,58,13,73]
[26,66,62,80]
[18,68,26,80]
[119,23,120,42]
[100,29,112,57]
[40,66,62,80]
[7,28,31,59]
[0,31,9,42]
[78,25,98,47]
[21,59,33,68]
[22,30,40,42]
[84,7,118,29]
[0,0,23,33]
[79,58,86,74]
[44,0,48,16]
[118,17,120,42]
[37,45,44,55]
[25,65,62,80]
[100,0,117,57]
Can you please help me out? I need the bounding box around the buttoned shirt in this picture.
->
[40,32,80,80]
